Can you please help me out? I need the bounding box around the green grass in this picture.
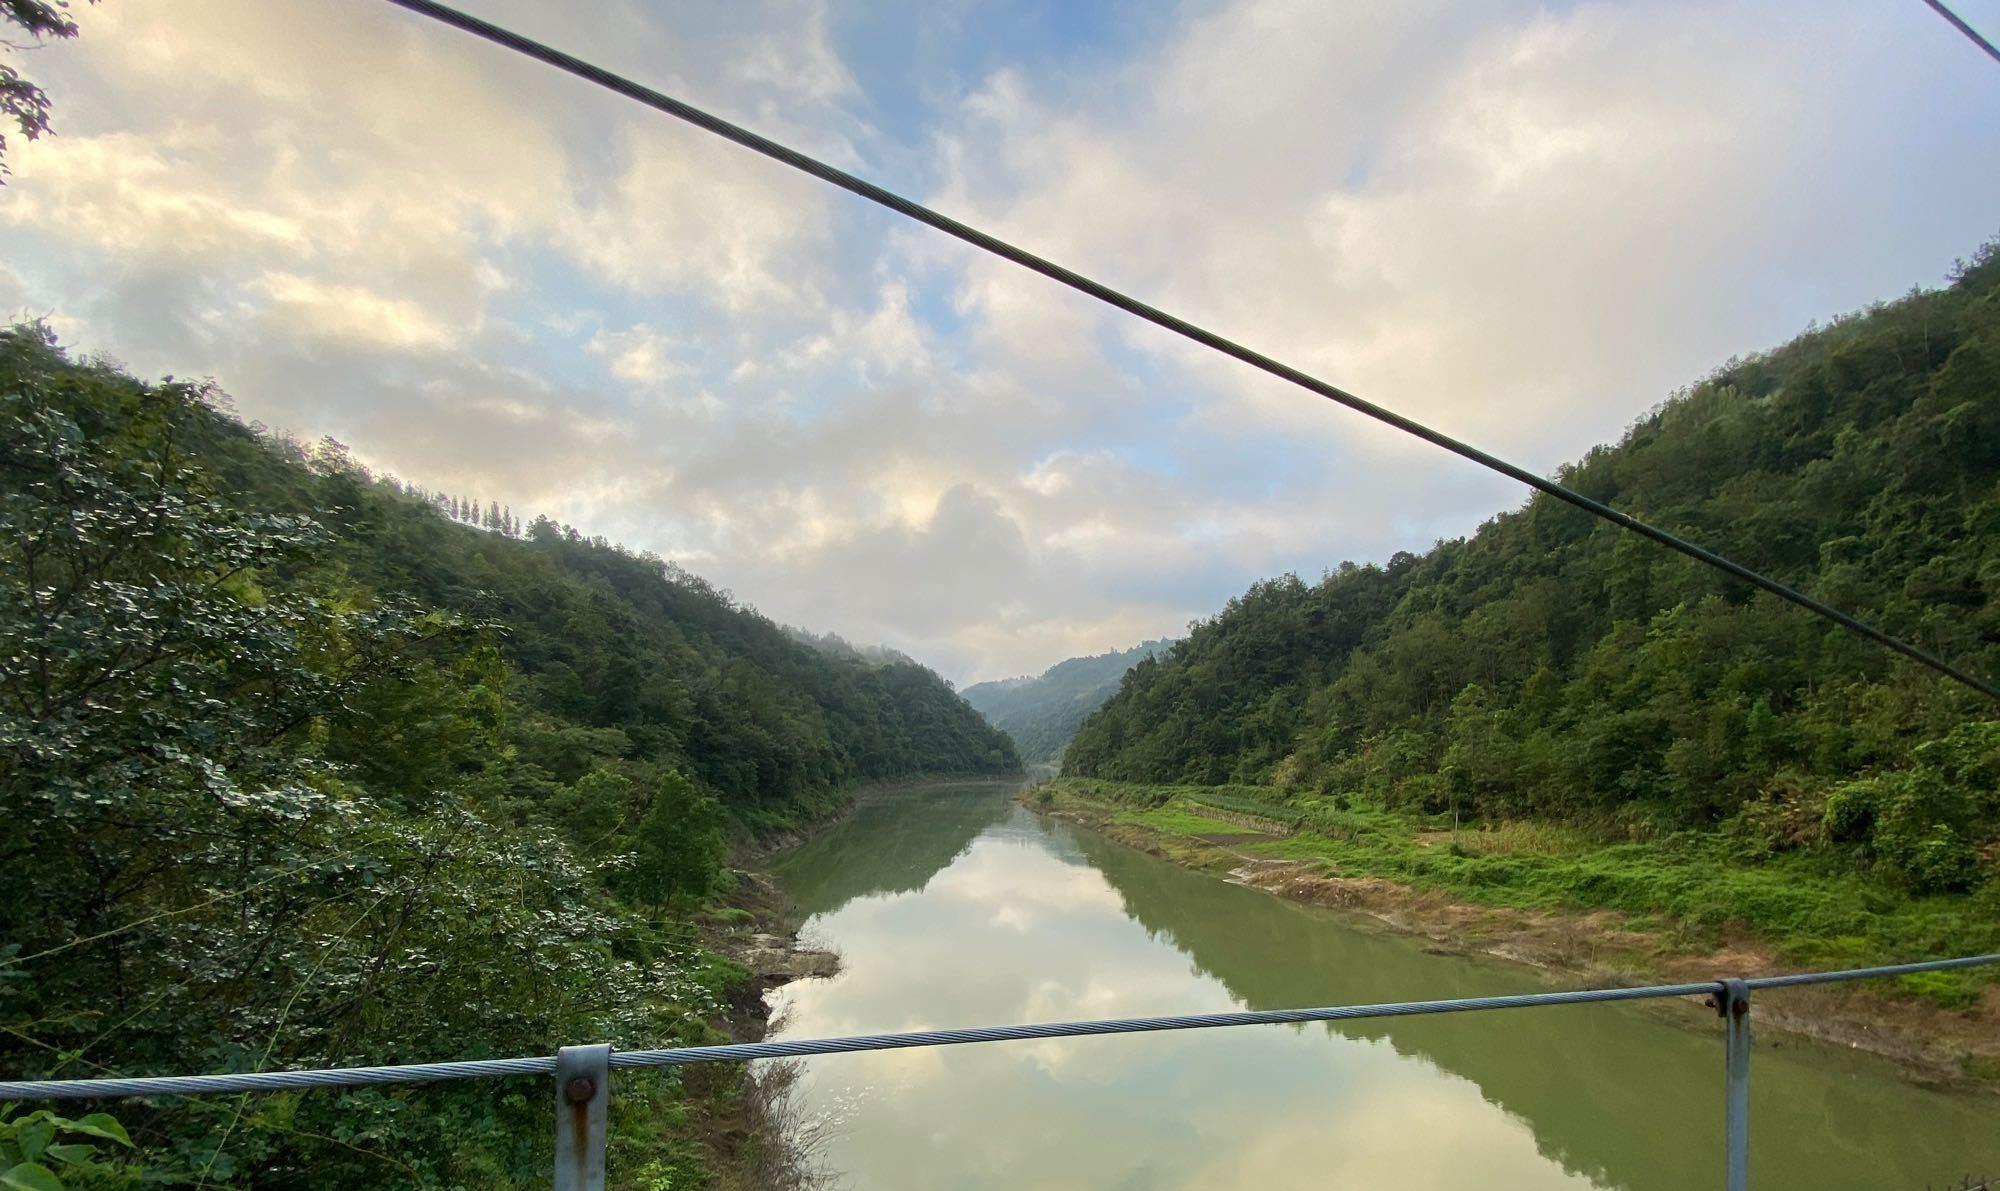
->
[1178,793,1306,828]
[1051,778,2000,1007]
[1115,804,1261,837]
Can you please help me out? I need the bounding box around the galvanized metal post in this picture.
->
[553,1044,610,1191]
[1719,979,1751,1191]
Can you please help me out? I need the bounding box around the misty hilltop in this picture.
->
[962,639,1174,764]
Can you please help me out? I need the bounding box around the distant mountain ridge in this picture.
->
[963,639,1175,763]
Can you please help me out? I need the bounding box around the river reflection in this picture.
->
[766,780,1998,1190]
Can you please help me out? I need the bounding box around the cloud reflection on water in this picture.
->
[768,807,1599,1190]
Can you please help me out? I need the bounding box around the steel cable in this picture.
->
[6,954,1995,1100]
[1919,0,2000,65]
[374,0,1999,702]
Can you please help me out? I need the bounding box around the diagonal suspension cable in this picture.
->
[1919,0,2000,65]
[379,0,2000,702]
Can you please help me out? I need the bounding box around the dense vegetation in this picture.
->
[961,640,1171,764]
[0,325,1015,1187]
[1067,245,2000,899]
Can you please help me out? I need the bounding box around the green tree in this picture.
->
[1066,238,2000,875]
[0,319,1019,1183]
[0,329,739,1185]
[624,770,726,911]
[1,0,88,177]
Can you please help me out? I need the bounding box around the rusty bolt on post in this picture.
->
[1705,993,1750,1019]
[553,1044,610,1191]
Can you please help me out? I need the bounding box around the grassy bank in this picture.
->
[1035,776,2000,1082]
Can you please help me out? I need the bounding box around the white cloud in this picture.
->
[0,0,1992,682]
[557,122,837,314]
[865,0,1995,675]
[0,133,308,261]
[726,0,858,108]
[587,322,688,384]
[255,273,456,352]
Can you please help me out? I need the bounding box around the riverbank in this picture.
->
[1030,777,2000,1091]
[685,776,1024,1188]
[655,859,841,1190]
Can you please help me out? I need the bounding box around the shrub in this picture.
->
[1822,778,1880,843]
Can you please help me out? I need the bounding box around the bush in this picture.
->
[1822,778,1879,843]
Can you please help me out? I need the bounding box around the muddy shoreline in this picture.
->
[724,775,1027,1035]
[679,792,903,1190]
[1033,793,2000,1093]
[675,860,840,1189]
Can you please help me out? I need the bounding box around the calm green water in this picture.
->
[766,779,1998,1189]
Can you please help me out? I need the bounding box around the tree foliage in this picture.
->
[0,325,1014,1185]
[623,770,727,911]
[0,1,88,178]
[1067,242,2000,894]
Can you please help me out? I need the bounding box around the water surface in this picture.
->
[767,779,1997,1189]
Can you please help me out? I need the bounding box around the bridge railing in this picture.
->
[4,954,1997,1190]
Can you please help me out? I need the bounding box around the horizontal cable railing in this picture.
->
[3,953,1996,1190]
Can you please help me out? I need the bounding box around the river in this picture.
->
[765,778,1997,1189]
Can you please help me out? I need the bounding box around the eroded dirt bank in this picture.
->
[679,858,841,1189]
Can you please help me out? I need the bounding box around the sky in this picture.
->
[1,0,1996,684]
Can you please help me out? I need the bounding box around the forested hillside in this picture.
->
[0,325,1014,1187]
[1068,245,2000,894]
[962,640,1172,763]
[208,429,1020,825]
